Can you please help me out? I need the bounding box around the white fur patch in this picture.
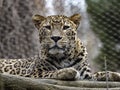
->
[75,70,80,79]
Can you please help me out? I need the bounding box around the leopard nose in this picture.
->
[51,36,62,42]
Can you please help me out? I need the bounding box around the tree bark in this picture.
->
[0,74,120,90]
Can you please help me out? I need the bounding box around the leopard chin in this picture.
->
[48,44,65,54]
[48,48,64,55]
[48,48,65,59]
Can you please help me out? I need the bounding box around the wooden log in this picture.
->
[0,74,120,90]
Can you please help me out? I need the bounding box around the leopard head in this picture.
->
[32,14,81,58]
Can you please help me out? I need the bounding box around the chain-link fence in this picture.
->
[0,0,120,72]
[86,0,120,71]
[0,0,39,59]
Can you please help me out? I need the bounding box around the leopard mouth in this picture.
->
[49,44,64,50]
[48,44,65,55]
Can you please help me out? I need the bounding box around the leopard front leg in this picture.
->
[41,68,80,80]
[92,71,120,82]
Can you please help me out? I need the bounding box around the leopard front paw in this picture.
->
[54,68,80,80]
[93,71,120,82]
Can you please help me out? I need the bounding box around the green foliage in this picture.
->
[86,0,120,71]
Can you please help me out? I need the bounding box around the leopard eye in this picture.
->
[63,26,70,30]
[44,26,51,30]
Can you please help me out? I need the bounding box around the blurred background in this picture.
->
[0,0,119,73]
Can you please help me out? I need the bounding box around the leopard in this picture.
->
[0,14,120,81]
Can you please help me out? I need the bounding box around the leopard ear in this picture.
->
[69,14,81,28]
[32,14,45,29]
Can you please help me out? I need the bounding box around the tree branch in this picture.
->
[0,74,120,90]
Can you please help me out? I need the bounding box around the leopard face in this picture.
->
[32,14,81,58]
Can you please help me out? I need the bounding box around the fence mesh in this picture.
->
[0,0,120,72]
[86,0,120,71]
